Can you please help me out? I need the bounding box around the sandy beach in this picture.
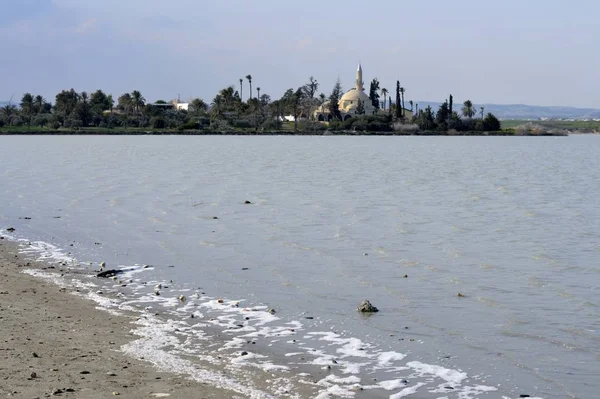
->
[0,237,233,399]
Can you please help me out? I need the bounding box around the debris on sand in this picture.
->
[97,270,124,278]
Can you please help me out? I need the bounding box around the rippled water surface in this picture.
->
[1,135,599,398]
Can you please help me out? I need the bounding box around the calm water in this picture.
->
[1,135,599,398]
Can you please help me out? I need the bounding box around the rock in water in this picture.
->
[358,300,379,313]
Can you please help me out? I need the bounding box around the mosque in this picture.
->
[313,64,413,122]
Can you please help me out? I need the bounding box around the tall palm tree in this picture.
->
[256,87,261,100]
[20,93,34,127]
[239,78,243,102]
[409,100,414,112]
[399,86,406,118]
[245,75,252,100]
[480,106,485,119]
[462,100,476,118]
[131,90,145,113]
[381,88,388,111]
[33,95,45,114]
[415,103,419,115]
[107,95,114,113]
[318,93,326,118]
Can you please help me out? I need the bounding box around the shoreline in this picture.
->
[0,237,233,398]
[0,130,569,136]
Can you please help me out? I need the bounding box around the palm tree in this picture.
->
[245,75,252,100]
[239,79,243,102]
[399,86,406,118]
[409,100,414,112]
[318,93,326,118]
[462,100,476,118]
[33,95,45,114]
[480,106,485,119]
[415,103,419,115]
[107,95,114,113]
[256,87,261,100]
[131,90,145,113]
[20,93,34,127]
[381,88,388,111]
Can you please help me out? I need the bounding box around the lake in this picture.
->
[1,135,598,398]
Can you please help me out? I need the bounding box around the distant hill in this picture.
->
[416,102,600,120]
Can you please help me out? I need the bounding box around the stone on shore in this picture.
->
[358,300,379,313]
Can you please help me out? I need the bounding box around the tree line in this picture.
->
[0,76,500,133]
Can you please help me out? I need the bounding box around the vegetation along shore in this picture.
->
[0,72,573,136]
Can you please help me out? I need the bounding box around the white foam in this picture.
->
[389,382,426,398]
[406,361,467,385]
[377,351,407,367]
[378,379,408,391]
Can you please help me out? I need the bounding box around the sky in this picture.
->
[1,0,599,108]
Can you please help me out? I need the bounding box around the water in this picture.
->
[1,135,598,398]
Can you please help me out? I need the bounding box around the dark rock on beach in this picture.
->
[358,300,379,313]
[6,228,15,232]
[97,270,124,278]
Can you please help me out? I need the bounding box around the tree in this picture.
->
[118,93,133,113]
[483,113,501,131]
[239,78,244,102]
[190,98,208,114]
[246,75,252,100]
[395,81,401,119]
[33,95,49,114]
[416,105,436,130]
[356,99,365,115]
[381,88,388,111]
[107,95,114,113]
[462,100,476,118]
[480,106,485,120]
[256,87,261,99]
[435,100,450,131]
[399,86,406,118]
[282,88,304,131]
[20,93,34,127]
[448,94,453,116]
[368,78,380,110]
[318,93,327,117]
[131,90,145,112]
[328,79,343,121]
[75,91,91,127]
[55,89,80,123]
[259,94,271,106]
[409,100,414,112]
[448,111,463,131]
[90,90,110,119]
[302,76,319,99]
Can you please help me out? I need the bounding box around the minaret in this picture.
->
[356,63,364,91]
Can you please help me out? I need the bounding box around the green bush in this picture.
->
[151,117,167,129]
[233,119,252,129]
[177,121,199,130]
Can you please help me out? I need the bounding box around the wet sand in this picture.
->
[0,238,234,398]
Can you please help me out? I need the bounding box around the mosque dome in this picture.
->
[339,88,372,110]
[338,63,375,114]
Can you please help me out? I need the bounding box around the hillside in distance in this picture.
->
[416,102,600,120]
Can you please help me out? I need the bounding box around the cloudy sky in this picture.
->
[1,0,599,108]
